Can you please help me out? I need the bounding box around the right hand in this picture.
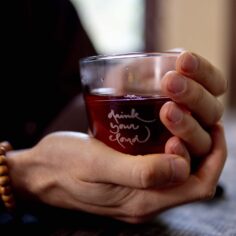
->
[160,51,227,158]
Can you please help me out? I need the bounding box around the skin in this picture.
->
[6,123,226,224]
[3,51,227,224]
[160,51,227,156]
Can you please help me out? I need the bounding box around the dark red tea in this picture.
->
[84,91,171,155]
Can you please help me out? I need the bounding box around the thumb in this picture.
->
[93,147,190,189]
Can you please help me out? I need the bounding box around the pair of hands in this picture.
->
[7,51,227,223]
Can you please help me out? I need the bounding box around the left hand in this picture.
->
[7,123,226,224]
[160,51,227,157]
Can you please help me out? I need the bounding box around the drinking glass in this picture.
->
[80,52,179,155]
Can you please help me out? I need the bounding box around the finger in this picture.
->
[120,123,227,217]
[168,123,227,202]
[102,153,190,188]
[163,123,226,203]
[176,51,227,96]
[79,124,226,222]
[160,101,212,156]
[85,140,190,188]
[161,71,224,126]
[165,136,190,164]
[194,122,227,184]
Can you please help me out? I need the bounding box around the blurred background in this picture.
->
[71,0,235,111]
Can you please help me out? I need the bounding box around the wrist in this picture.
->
[5,146,34,201]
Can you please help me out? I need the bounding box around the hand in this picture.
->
[7,130,189,220]
[103,51,227,158]
[160,51,227,157]
[7,122,226,224]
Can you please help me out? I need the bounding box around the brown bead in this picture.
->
[0,141,12,152]
[0,176,10,186]
[0,186,12,195]
[0,141,15,211]
[0,148,5,155]
[0,155,6,165]
[2,194,14,203]
[0,165,8,175]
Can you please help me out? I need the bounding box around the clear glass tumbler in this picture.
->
[80,52,179,155]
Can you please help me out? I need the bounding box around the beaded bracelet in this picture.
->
[0,141,16,211]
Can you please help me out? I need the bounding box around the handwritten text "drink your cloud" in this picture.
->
[108,109,155,149]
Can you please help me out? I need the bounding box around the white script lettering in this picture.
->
[107,109,155,149]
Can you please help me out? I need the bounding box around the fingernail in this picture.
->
[167,73,187,94]
[167,105,183,123]
[171,158,189,183]
[180,52,199,73]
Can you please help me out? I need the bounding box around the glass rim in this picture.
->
[80,51,181,63]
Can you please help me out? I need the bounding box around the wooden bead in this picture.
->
[0,186,12,195]
[0,148,5,155]
[0,155,6,165]
[2,194,14,203]
[1,194,15,208]
[0,176,10,186]
[0,165,8,175]
[0,141,12,152]
[0,141,15,211]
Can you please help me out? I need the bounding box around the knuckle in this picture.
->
[213,101,224,123]
[206,100,224,126]
[139,163,156,188]
[190,85,204,107]
[137,159,172,188]
[182,118,198,137]
[215,70,227,95]
[218,79,227,94]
